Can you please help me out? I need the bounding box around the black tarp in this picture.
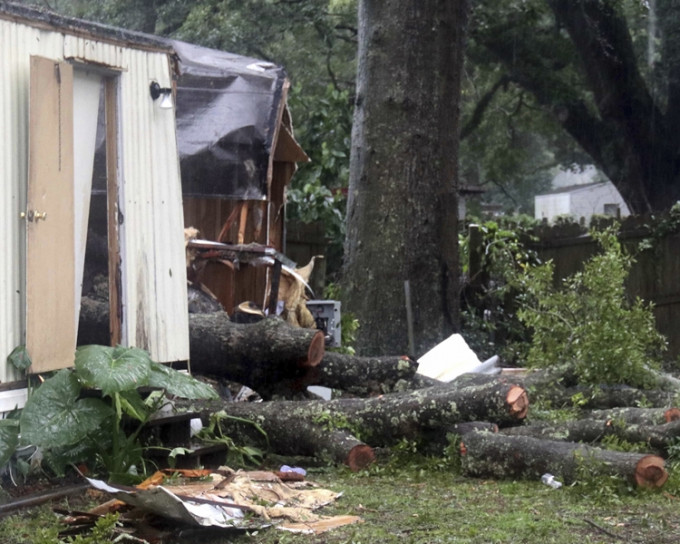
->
[170,40,287,200]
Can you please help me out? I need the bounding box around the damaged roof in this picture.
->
[169,39,288,200]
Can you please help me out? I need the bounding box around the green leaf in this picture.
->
[118,390,150,423]
[19,370,113,449]
[148,362,218,399]
[7,345,32,371]
[75,345,151,396]
[0,420,19,467]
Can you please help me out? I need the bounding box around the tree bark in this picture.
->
[533,384,678,410]
[187,313,324,392]
[194,377,528,454]
[78,297,325,397]
[309,352,420,396]
[343,0,468,356]
[581,407,680,426]
[461,431,668,488]
[500,418,680,455]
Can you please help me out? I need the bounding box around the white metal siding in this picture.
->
[0,17,189,379]
[116,48,189,362]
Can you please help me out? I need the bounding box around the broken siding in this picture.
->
[0,15,189,371]
[117,49,189,362]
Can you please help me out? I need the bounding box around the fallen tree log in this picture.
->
[187,376,528,464]
[188,312,325,391]
[78,297,324,397]
[500,418,680,455]
[210,409,374,471]
[460,431,668,488]
[581,406,680,426]
[529,384,678,409]
[308,353,420,396]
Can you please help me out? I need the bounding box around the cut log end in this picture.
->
[346,445,376,472]
[634,455,668,488]
[506,386,529,419]
[301,330,326,368]
[664,407,680,423]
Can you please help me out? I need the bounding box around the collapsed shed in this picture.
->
[172,39,308,313]
[0,1,306,407]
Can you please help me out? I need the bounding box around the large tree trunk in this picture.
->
[188,313,325,391]
[343,0,468,356]
[461,431,668,488]
[192,376,528,456]
[78,297,324,397]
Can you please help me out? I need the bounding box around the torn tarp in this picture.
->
[170,40,287,200]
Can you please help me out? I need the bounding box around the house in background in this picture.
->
[534,179,630,224]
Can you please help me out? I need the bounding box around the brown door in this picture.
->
[25,56,76,373]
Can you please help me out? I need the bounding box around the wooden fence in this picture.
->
[525,218,680,360]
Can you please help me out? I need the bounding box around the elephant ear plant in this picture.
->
[1,345,217,483]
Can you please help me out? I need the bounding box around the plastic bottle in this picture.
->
[541,473,562,489]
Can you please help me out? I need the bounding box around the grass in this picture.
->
[1,449,679,544]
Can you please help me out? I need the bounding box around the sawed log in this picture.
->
[78,297,325,396]
[461,431,668,488]
[500,417,680,455]
[309,352,420,396]
[581,406,680,426]
[188,312,325,392]
[195,376,528,466]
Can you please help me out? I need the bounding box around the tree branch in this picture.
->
[460,75,509,140]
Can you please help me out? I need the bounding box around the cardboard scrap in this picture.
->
[86,468,360,534]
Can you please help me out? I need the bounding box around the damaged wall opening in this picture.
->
[77,70,123,350]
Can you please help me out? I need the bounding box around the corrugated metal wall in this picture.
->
[0,16,189,381]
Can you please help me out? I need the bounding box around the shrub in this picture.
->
[513,227,667,388]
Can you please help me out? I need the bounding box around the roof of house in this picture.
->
[537,180,610,197]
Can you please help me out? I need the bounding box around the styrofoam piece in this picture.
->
[417,334,498,382]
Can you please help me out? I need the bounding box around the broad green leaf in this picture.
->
[7,345,32,371]
[118,390,150,423]
[0,420,19,467]
[148,362,218,400]
[75,345,151,396]
[19,370,113,449]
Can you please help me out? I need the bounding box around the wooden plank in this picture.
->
[26,56,76,373]
[237,201,249,244]
[105,77,123,347]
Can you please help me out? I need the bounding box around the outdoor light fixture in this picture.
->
[149,81,173,109]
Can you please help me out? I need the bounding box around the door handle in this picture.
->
[20,210,47,222]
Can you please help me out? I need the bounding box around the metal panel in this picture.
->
[0,21,63,382]
[116,48,189,363]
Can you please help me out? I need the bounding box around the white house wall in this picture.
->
[0,16,189,378]
[570,183,629,223]
[534,193,571,222]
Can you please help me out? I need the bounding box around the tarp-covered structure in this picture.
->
[172,40,289,201]
[168,40,308,314]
